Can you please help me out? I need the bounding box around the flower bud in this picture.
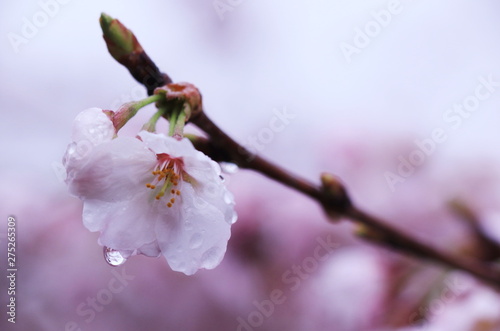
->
[100,13,143,63]
[320,172,351,221]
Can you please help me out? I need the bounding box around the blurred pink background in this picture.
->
[2,0,500,330]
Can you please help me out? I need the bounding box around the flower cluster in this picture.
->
[63,107,236,275]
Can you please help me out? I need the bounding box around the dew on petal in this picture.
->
[220,162,239,174]
[223,191,234,204]
[189,233,203,249]
[103,246,127,266]
[201,247,221,267]
[66,143,77,155]
[225,208,238,224]
[193,197,208,210]
[184,220,194,231]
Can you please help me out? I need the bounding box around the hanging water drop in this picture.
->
[220,162,239,174]
[103,246,127,266]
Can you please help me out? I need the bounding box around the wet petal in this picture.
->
[67,136,156,201]
[72,107,115,145]
[155,184,231,275]
[83,192,159,253]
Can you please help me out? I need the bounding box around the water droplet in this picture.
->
[224,191,234,204]
[220,162,239,175]
[193,197,208,210]
[66,143,77,155]
[189,233,203,249]
[201,247,221,267]
[185,220,194,231]
[103,247,127,266]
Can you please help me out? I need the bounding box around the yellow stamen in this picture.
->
[147,155,185,206]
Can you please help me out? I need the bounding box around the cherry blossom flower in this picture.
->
[63,108,237,275]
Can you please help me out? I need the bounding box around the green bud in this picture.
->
[100,13,143,63]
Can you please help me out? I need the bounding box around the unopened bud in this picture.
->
[100,13,143,63]
[320,173,351,221]
[111,102,139,131]
[353,222,384,242]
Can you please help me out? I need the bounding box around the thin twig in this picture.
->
[449,199,500,261]
[189,112,500,288]
[101,18,500,290]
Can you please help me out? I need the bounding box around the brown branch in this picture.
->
[124,52,172,95]
[100,15,500,290]
[189,113,500,289]
[449,199,500,262]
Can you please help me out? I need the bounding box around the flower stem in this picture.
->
[113,94,164,131]
[168,109,179,137]
[173,107,188,140]
[142,106,166,132]
[133,94,163,111]
[167,105,188,140]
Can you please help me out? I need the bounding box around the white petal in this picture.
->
[72,107,115,146]
[183,152,238,225]
[83,193,160,254]
[67,136,156,201]
[155,184,232,275]
[64,108,116,180]
[139,131,197,157]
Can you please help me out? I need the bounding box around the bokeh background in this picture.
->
[2,0,500,330]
